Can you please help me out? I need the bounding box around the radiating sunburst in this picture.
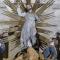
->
[0,0,57,44]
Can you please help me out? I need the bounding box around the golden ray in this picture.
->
[36,0,54,16]
[26,0,31,5]
[36,27,52,34]
[2,11,24,21]
[4,0,17,13]
[38,33,50,44]
[0,20,19,24]
[36,23,57,27]
[32,0,43,12]
[19,0,26,12]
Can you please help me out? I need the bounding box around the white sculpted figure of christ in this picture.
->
[17,4,39,50]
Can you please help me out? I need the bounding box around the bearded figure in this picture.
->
[16,4,40,50]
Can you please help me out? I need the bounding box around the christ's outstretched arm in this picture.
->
[17,5,26,17]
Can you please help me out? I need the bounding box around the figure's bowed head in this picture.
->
[26,5,32,13]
